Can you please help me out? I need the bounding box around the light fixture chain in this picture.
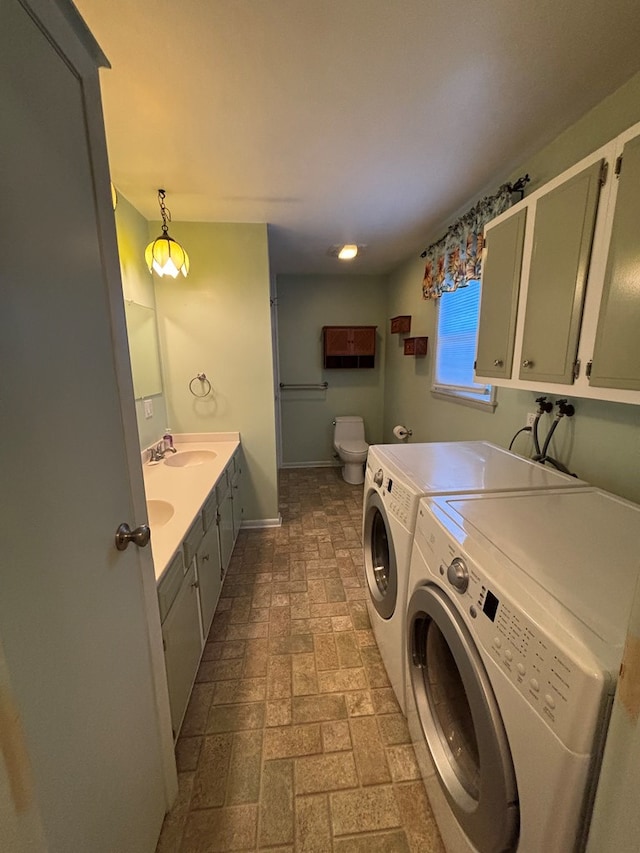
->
[158,188,172,235]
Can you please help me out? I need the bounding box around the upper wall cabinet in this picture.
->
[475,209,527,379]
[323,325,376,368]
[589,134,640,391]
[475,120,640,405]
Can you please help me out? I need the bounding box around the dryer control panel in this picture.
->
[369,465,414,527]
[384,477,413,526]
[415,506,609,755]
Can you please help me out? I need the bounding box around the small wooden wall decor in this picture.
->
[404,337,428,357]
[390,316,411,334]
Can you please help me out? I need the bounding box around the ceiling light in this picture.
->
[338,244,358,260]
[145,189,190,278]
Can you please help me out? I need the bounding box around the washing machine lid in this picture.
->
[371,441,586,495]
[429,487,640,650]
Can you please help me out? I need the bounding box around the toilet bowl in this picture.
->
[333,416,369,485]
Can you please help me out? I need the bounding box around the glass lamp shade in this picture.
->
[145,235,190,278]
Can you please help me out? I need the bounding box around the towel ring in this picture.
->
[189,372,212,397]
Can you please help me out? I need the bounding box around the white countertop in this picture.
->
[143,432,240,582]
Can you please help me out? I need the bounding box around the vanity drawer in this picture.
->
[157,551,185,623]
[183,516,205,568]
[202,488,218,533]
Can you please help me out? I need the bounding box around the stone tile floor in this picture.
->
[157,467,444,852]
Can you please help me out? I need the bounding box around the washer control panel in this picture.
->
[415,509,607,755]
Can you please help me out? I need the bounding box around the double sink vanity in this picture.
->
[143,432,242,737]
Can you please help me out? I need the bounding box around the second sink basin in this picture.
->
[147,499,175,527]
[164,449,218,468]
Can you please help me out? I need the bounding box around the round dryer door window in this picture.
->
[363,492,397,620]
[407,583,519,852]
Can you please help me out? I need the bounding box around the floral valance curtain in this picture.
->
[422,183,513,300]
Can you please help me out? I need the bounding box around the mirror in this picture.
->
[124,300,163,398]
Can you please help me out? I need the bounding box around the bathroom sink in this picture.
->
[147,499,175,527]
[164,449,217,468]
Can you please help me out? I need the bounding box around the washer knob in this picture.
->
[373,468,384,487]
[446,557,469,594]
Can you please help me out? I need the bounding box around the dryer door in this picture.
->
[407,583,519,852]
[363,491,398,619]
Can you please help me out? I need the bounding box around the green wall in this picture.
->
[153,221,278,523]
[276,274,387,465]
[114,193,169,450]
[383,71,640,504]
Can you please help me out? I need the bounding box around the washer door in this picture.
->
[407,583,519,852]
[363,491,398,620]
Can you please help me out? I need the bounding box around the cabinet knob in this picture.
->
[493,359,503,367]
[522,359,534,368]
[190,580,200,589]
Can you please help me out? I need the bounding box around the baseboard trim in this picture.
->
[280,461,341,469]
[241,516,283,529]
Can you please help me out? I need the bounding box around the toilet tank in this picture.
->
[334,416,365,444]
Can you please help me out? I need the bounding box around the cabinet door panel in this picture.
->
[219,493,234,573]
[351,326,376,356]
[324,327,352,355]
[162,563,202,736]
[590,135,640,390]
[197,523,222,641]
[231,466,242,544]
[476,209,527,378]
[519,160,603,383]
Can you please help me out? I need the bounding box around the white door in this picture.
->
[0,1,173,851]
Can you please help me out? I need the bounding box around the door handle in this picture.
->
[115,523,151,551]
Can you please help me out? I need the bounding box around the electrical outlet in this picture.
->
[526,412,537,427]
[143,398,153,419]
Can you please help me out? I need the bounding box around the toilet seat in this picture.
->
[337,440,368,461]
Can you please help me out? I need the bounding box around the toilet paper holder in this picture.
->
[393,424,413,440]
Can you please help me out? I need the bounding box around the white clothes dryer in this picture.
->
[405,487,640,853]
[362,441,586,714]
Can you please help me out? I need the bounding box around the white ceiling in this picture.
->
[76,0,640,275]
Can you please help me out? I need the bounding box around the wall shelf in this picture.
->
[404,336,428,357]
[390,315,411,334]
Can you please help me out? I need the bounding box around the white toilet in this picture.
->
[333,416,369,485]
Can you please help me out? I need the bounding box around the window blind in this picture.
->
[435,280,490,399]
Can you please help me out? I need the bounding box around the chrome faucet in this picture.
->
[149,442,165,462]
[149,438,178,462]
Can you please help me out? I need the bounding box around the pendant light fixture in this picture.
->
[145,189,190,278]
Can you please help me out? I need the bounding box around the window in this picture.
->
[432,279,496,409]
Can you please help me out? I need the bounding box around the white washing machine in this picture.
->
[362,441,586,714]
[405,487,640,853]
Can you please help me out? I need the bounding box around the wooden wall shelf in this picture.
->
[390,315,411,334]
[404,337,428,357]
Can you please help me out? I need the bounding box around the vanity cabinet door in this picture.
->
[518,160,604,384]
[589,133,640,390]
[161,562,202,737]
[219,491,234,573]
[197,522,222,642]
[475,208,527,379]
[231,456,243,544]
